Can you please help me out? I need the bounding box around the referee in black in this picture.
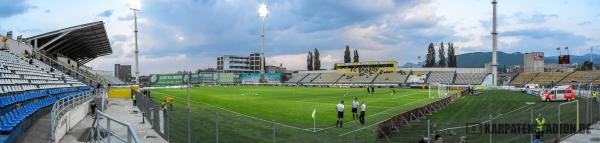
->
[336,100,345,128]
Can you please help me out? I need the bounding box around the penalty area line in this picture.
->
[153,91,316,132]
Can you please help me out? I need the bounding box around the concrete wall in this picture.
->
[55,100,91,142]
[2,34,33,57]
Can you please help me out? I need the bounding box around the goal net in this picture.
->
[429,83,450,99]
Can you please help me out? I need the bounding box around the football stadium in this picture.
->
[0,0,599,143]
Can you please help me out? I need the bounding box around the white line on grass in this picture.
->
[336,97,433,136]
[391,92,422,100]
[153,91,315,132]
[436,103,535,132]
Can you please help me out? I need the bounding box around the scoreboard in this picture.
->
[559,55,570,64]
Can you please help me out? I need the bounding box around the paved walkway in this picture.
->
[60,98,167,143]
[17,111,52,143]
[562,121,600,143]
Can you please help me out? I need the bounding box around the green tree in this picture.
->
[448,42,457,67]
[353,49,359,63]
[438,42,446,67]
[314,48,321,70]
[307,51,313,71]
[344,45,351,63]
[425,43,436,67]
[581,60,593,71]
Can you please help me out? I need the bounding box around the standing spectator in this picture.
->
[132,92,137,106]
[371,86,375,94]
[534,112,545,139]
[359,101,366,125]
[335,100,345,128]
[90,101,97,117]
[351,98,359,120]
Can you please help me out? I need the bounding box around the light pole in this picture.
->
[258,3,269,75]
[417,56,421,68]
[130,8,141,84]
[491,0,498,86]
[185,72,191,143]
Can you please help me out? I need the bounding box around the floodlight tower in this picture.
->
[130,8,141,84]
[258,3,268,74]
[491,0,498,86]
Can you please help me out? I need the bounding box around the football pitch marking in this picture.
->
[153,89,432,133]
[335,97,435,136]
[435,103,535,132]
[153,91,315,132]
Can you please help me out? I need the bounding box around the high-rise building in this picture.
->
[114,64,132,82]
[524,52,544,72]
[217,53,264,73]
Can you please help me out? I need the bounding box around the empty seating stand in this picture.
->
[0,50,92,142]
[373,73,408,84]
[337,73,377,84]
[510,72,539,85]
[558,71,600,85]
[299,73,320,83]
[455,72,488,85]
[528,72,570,85]
[285,73,308,83]
[312,73,342,84]
[427,71,455,84]
[406,71,428,84]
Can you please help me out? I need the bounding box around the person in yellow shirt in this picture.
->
[534,112,545,139]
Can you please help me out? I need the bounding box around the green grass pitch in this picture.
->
[147,86,597,143]
[149,86,445,142]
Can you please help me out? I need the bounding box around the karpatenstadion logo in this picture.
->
[465,123,592,134]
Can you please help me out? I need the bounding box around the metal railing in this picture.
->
[32,49,103,85]
[92,110,142,143]
[50,90,97,143]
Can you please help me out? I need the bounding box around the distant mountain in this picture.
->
[545,54,600,64]
[401,52,600,68]
[456,52,524,68]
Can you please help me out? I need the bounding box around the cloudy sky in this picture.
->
[1,0,599,74]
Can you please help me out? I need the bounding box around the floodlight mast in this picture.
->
[491,0,498,86]
[130,8,140,84]
[258,3,268,74]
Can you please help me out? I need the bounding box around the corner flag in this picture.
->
[312,108,316,132]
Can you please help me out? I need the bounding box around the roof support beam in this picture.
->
[38,31,71,50]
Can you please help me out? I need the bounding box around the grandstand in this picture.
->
[0,50,92,142]
[558,71,600,85]
[312,73,342,84]
[299,73,320,83]
[454,72,489,85]
[406,71,428,83]
[337,73,377,84]
[426,71,455,84]
[372,72,408,84]
[509,72,539,85]
[528,72,570,85]
[285,73,308,83]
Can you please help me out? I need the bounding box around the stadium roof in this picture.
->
[25,21,112,64]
